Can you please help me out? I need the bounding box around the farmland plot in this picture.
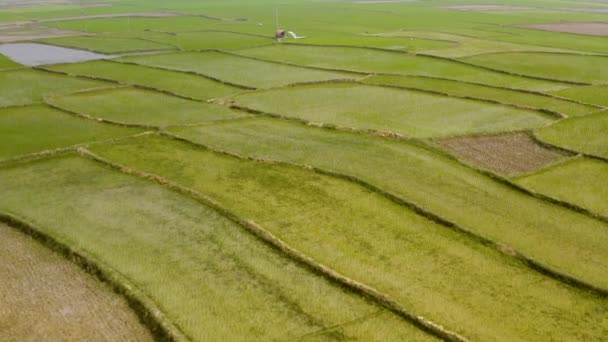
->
[0,155,434,342]
[90,134,608,342]
[233,83,553,138]
[169,117,608,291]
[46,60,242,100]
[237,44,571,91]
[0,105,141,160]
[37,36,177,54]
[147,31,274,51]
[0,224,153,342]
[120,51,355,89]
[47,87,244,127]
[552,85,608,107]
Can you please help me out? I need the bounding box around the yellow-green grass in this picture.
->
[535,110,608,159]
[552,85,608,107]
[515,158,608,217]
[0,69,109,107]
[169,117,608,291]
[291,32,453,51]
[0,54,19,69]
[0,155,434,342]
[462,52,608,84]
[120,51,354,89]
[234,83,553,138]
[0,105,142,160]
[37,36,176,54]
[47,87,244,127]
[236,44,570,91]
[377,30,573,57]
[363,74,596,117]
[46,60,241,100]
[90,134,608,342]
[148,31,273,51]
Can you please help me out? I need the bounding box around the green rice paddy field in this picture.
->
[1,0,608,341]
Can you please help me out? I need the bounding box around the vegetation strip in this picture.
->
[161,131,608,298]
[78,147,469,342]
[0,212,187,342]
[44,101,158,130]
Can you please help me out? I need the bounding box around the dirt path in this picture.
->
[0,223,153,342]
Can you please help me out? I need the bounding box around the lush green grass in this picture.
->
[46,60,241,100]
[0,69,109,107]
[377,30,573,57]
[236,44,570,91]
[292,32,453,51]
[45,16,220,34]
[515,158,608,217]
[536,110,608,159]
[0,54,19,70]
[169,117,608,291]
[363,75,596,117]
[0,105,142,159]
[234,83,553,138]
[47,87,244,127]
[463,52,608,84]
[490,27,608,54]
[37,36,176,54]
[120,51,355,89]
[552,85,608,107]
[0,155,434,341]
[148,31,273,50]
[90,134,608,342]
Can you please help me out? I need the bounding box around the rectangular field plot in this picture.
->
[552,85,608,107]
[46,60,241,100]
[0,105,141,159]
[363,75,597,117]
[148,31,274,51]
[515,158,608,217]
[0,155,432,342]
[463,52,608,84]
[170,117,608,292]
[0,69,108,107]
[292,33,453,51]
[45,16,218,34]
[90,134,608,342]
[233,83,553,138]
[47,87,244,127]
[37,36,177,54]
[535,110,608,159]
[237,45,570,91]
[120,51,357,89]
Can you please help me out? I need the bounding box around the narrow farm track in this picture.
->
[77,147,468,342]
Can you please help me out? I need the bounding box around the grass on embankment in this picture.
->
[46,60,242,100]
[0,53,19,70]
[168,117,608,291]
[535,110,608,159]
[0,69,108,107]
[90,134,608,342]
[236,44,570,91]
[0,155,433,342]
[233,83,553,138]
[119,51,355,89]
[47,87,244,127]
[515,158,608,218]
[0,105,142,160]
[364,75,597,117]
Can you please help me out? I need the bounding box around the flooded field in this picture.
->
[0,43,111,66]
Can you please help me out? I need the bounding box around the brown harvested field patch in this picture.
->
[436,132,569,175]
[0,223,153,342]
[440,5,533,11]
[519,22,608,36]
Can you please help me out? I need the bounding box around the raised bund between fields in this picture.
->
[77,147,469,342]
[30,39,179,56]
[0,211,188,342]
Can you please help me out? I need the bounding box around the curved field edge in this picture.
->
[78,147,468,342]
[0,211,186,342]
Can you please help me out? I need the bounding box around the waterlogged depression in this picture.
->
[0,43,112,66]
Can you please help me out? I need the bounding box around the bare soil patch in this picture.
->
[441,5,532,11]
[437,132,568,175]
[519,22,608,36]
[0,224,152,342]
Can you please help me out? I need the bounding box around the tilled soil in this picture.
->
[0,223,153,342]
[519,22,608,36]
[437,132,568,175]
